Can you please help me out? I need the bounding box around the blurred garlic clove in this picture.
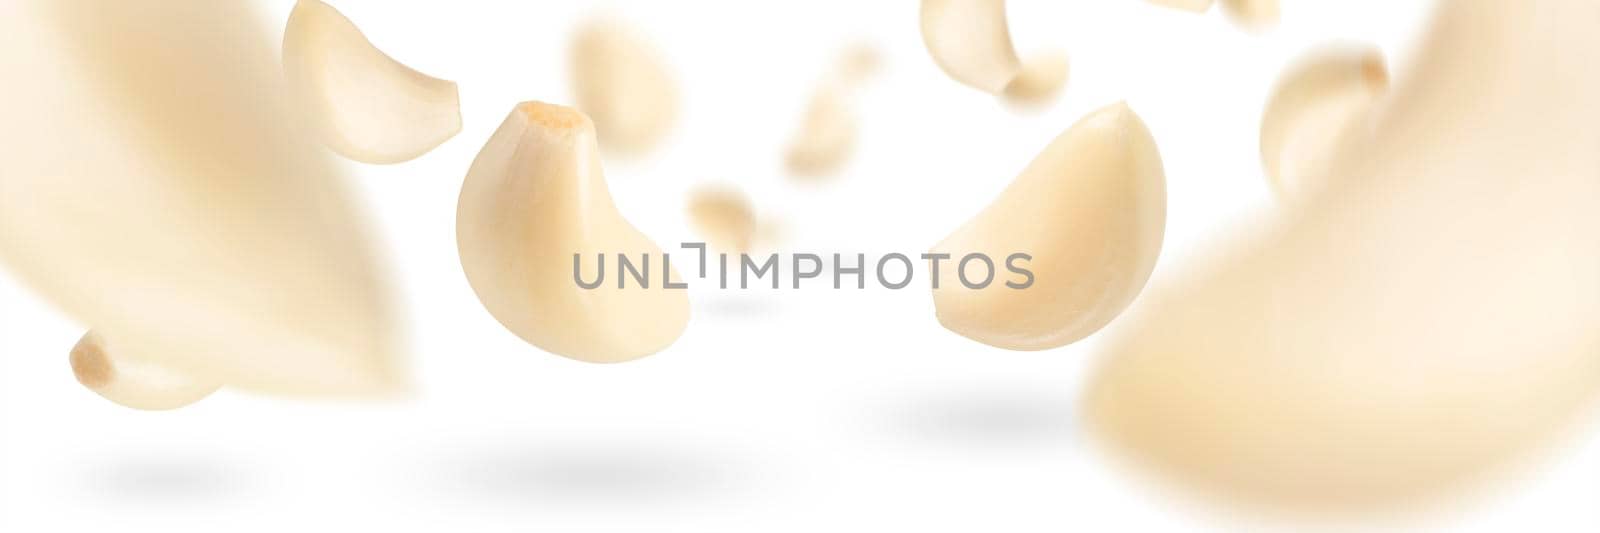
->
[920,0,1068,105]
[835,43,885,86]
[457,102,690,364]
[570,19,679,157]
[687,185,758,253]
[931,103,1166,351]
[1259,45,1388,199]
[283,0,462,165]
[1146,0,1216,13]
[1001,51,1070,109]
[71,332,219,411]
[1221,0,1279,32]
[0,0,403,396]
[785,86,859,178]
[1085,0,1600,513]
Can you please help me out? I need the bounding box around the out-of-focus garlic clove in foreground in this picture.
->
[785,86,860,178]
[0,1,404,396]
[570,20,679,157]
[71,332,219,411]
[1221,0,1279,32]
[931,103,1166,351]
[1259,45,1388,199]
[457,102,690,364]
[920,0,1068,106]
[687,185,758,253]
[283,0,462,165]
[1085,0,1600,514]
[1146,0,1216,13]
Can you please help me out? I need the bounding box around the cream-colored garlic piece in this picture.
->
[0,0,403,396]
[931,103,1166,351]
[1259,45,1388,199]
[687,185,757,253]
[1001,51,1070,109]
[919,0,1068,104]
[1146,0,1216,13]
[1086,0,1600,513]
[1221,0,1279,32]
[570,20,678,157]
[457,102,690,363]
[71,332,220,411]
[283,0,462,165]
[785,85,859,177]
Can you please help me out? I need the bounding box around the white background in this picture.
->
[3,0,1599,531]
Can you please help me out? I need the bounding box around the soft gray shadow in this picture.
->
[698,294,782,320]
[886,385,1078,449]
[82,455,256,504]
[436,441,746,506]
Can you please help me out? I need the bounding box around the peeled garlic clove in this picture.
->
[1086,0,1600,512]
[570,20,678,157]
[457,102,690,363]
[71,332,219,411]
[687,185,757,253]
[785,86,859,177]
[931,103,1166,351]
[283,0,462,165]
[1146,0,1216,13]
[1259,45,1388,199]
[1222,0,1279,32]
[1001,51,1070,109]
[920,0,1067,104]
[0,1,403,396]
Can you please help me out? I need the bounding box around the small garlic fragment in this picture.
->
[919,0,1068,104]
[457,102,690,363]
[570,20,679,157]
[1259,45,1388,199]
[0,0,403,396]
[1086,0,1600,513]
[931,103,1166,351]
[785,85,859,177]
[1221,0,1279,32]
[1146,0,1216,13]
[283,0,462,164]
[687,185,757,253]
[71,332,219,411]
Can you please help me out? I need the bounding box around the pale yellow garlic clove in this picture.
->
[570,20,679,157]
[283,0,462,165]
[1001,51,1070,109]
[1146,0,1216,13]
[1221,0,1279,32]
[687,185,758,253]
[1259,45,1388,199]
[785,85,859,178]
[919,0,1068,104]
[931,103,1166,351]
[457,102,690,364]
[71,332,219,411]
[1086,0,1600,513]
[0,0,403,396]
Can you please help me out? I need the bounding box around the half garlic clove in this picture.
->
[1259,44,1388,199]
[931,103,1166,351]
[1146,0,1216,13]
[283,0,462,165]
[687,185,758,253]
[570,19,679,157]
[920,0,1068,105]
[457,102,690,364]
[1221,0,1279,32]
[1086,0,1600,513]
[0,0,403,396]
[71,332,219,411]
